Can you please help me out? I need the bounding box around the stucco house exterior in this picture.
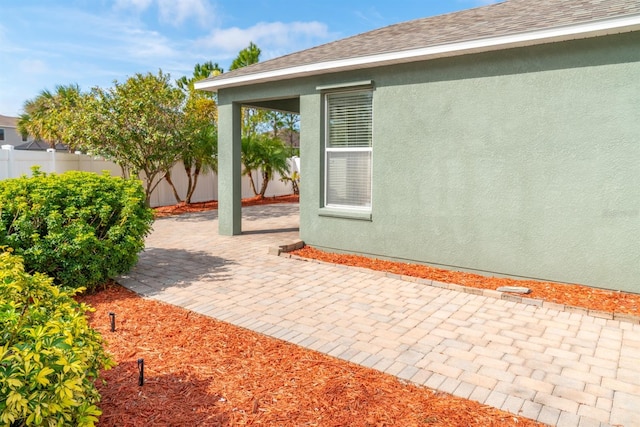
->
[0,114,32,147]
[0,115,67,151]
[196,0,640,293]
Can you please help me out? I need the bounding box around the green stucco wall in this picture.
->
[220,32,640,293]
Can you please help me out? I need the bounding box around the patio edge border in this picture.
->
[275,242,640,325]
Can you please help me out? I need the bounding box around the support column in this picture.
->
[217,102,242,235]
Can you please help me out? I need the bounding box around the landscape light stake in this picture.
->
[138,358,144,386]
[109,312,116,332]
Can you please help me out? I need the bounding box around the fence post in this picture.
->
[46,148,56,174]
[1,145,15,179]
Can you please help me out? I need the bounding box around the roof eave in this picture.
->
[194,14,640,93]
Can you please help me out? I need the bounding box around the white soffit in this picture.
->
[194,14,640,92]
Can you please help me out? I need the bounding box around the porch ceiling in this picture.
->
[244,97,300,114]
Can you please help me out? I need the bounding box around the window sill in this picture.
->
[319,207,372,221]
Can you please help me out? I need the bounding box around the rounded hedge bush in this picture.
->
[0,250,114,426]
[0,169,153,292]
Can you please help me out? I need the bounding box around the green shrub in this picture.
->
[0,169,153,291]
[0,250,114,426]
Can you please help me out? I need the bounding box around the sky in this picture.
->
[0,0,498,117]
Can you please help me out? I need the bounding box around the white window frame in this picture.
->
[323,89,373,212]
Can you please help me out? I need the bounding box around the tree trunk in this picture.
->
[183,163,194,203]
[119,164,130,179]
[146,171,167,207]
[163,171,183,203]
[185,164,202,204]
[247,171,259,196]
[258,170,270,198]
[145,179,154,208]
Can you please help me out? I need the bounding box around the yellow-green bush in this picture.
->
[0,169,153,292]
[0,250,113,426]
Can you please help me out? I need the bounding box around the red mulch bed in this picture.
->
[79,284,542,426]
[291,247,640,317]
[153,195,299,218]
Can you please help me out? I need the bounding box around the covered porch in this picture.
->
[215,94,300,235]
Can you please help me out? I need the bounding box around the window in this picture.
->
[325,90,373,210]
[0,129,4,141]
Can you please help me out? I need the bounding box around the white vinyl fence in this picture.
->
[0,145,299,208]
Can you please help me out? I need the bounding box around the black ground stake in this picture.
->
[138,358,144,386]
[109,312,115,332]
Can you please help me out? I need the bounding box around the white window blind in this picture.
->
[325,90,372,209]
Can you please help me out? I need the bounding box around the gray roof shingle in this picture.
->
[199,0,640,88]
[0,114,18,128]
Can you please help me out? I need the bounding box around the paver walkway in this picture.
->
[118,204,640,427]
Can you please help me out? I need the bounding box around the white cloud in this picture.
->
[157,0,214,27]
[111,27,178,61]
[5,6,188,86]
[114,0,215,28]
[114,0,153,12]
[0,2,335,115]
[197,20,332,59]
[45,10,183,67]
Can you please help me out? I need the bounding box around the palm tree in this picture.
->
[181,96,218,204]
[18,89,55,144]
[17,84,82,149]
[242,134,290,198]
[164,62,222,204]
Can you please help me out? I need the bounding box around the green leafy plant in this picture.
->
[68,71,185,204]
[0,250,114,426]
[241,134,291,198]
[280,170,300,195]
[0,169,153,292]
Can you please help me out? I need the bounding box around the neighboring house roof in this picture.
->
[13,140,68,151]
[196,0,640,91]
[0,114,18,128]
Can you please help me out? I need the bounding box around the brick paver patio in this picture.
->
[118,203,640,427]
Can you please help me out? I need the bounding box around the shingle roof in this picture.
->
[0,114,18,128]
[197,0,640,90]
[13,140,68,151]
